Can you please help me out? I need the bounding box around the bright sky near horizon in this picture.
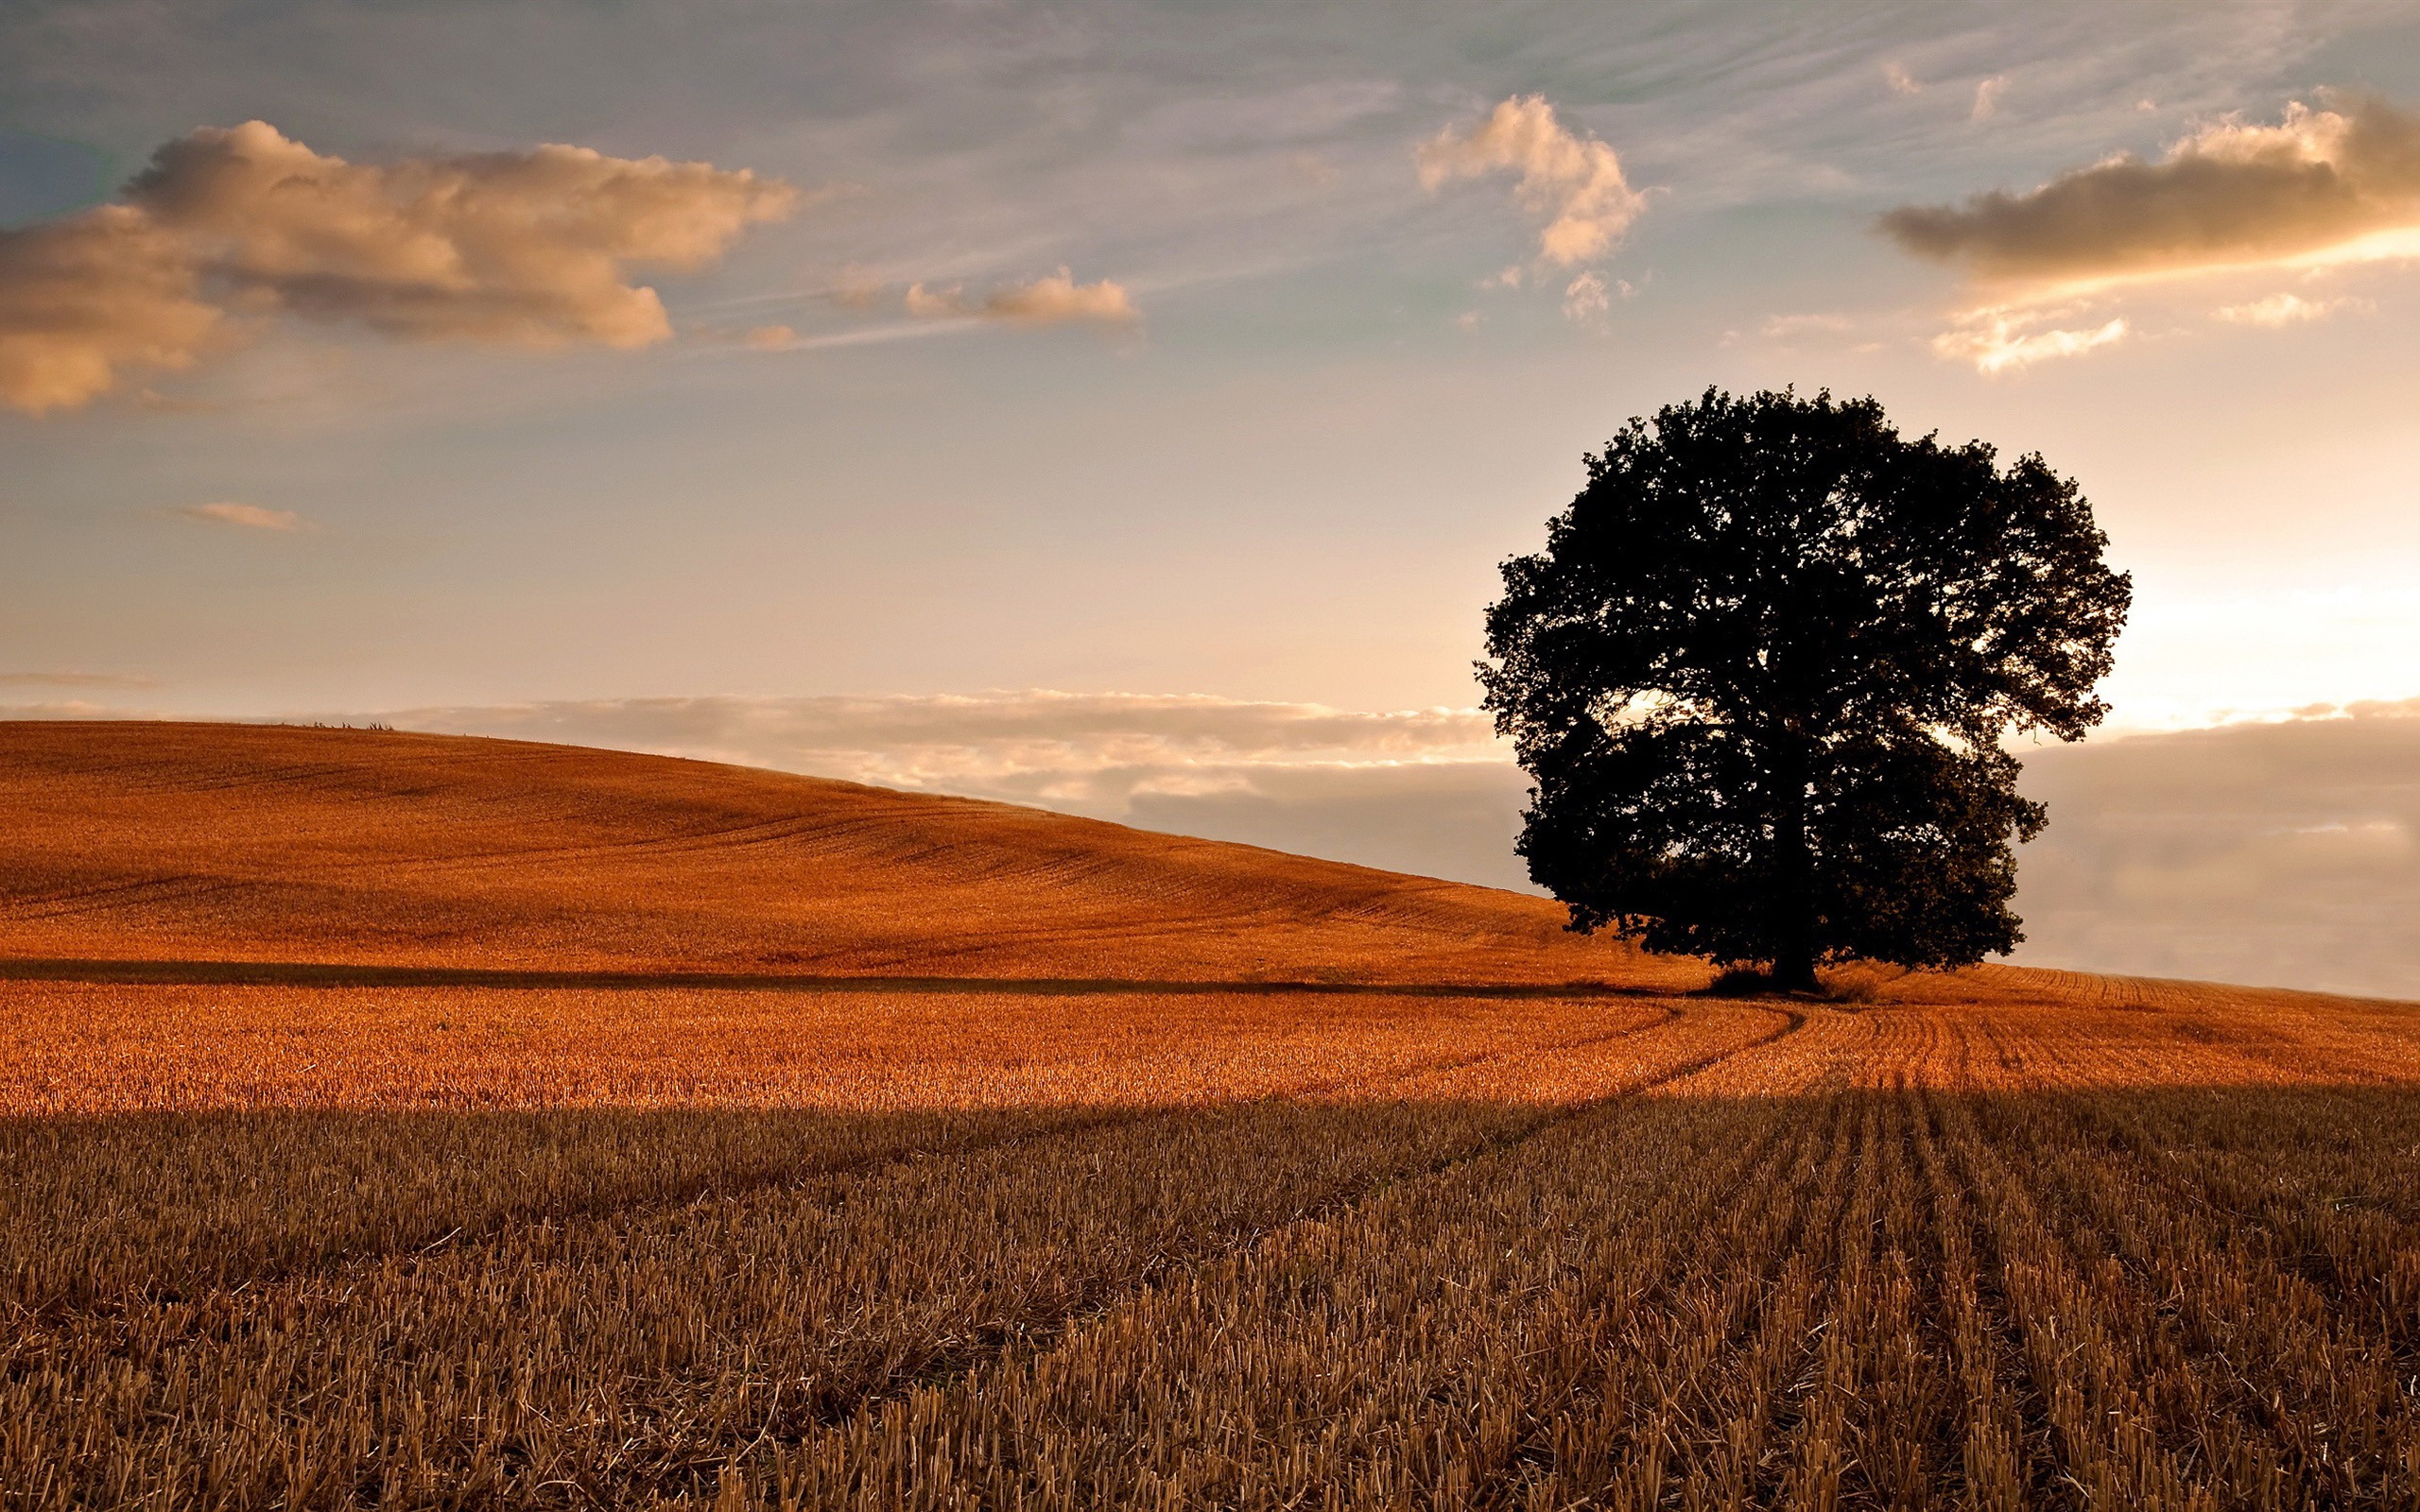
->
[8,0,2420,991]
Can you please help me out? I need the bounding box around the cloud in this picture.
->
[2014,701,2420,997]
[166,500,307,530]
[1882,62,1921,97]
[2212,291,2364,326]
[903,267,1138,327]
[0,121,795,413]
[0,206,222,413]
[1931,311,2128,372]
[1886,94,2420,370]
[1416,95,1645,266]
[1970,77,2008,122]
[743,324,795,350]
[1561,271,1610,322]
[979,267,1140,325]
[1882,94,2420,292]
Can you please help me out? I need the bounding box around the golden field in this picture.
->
[4,721,2418,1509]
[0,720,1686,984]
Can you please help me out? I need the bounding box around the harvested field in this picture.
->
[0,983,1691,1116]
[5,723,2420,1509]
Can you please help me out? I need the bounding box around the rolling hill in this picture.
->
[0,720,1689,987]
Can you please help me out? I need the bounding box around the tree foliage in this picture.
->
[1480,387,2131,988]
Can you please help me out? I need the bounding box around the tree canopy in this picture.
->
[1479,387,2131,990]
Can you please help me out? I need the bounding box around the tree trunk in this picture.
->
[1773,938,1819,994]
[1771,735,1820,994]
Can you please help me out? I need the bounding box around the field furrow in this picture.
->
[2,1102,1546,1509]
[2,1107,1117,1317]
[765,1096,1824,1511]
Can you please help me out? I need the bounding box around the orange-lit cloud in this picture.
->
[1561,270,1610,322]
[1886,94,2420,371]
[167,501,307,531]
[1416,95,1644,266]
[2212,291,2365,326]
[1932,310,2128,372]
[0,122,795,414]
[1882,94,2420,290]
[902,267,1138,326]
[0,207,222,414]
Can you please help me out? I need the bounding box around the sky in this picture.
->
[7,0,2420,993]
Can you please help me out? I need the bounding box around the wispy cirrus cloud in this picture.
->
[727,269,1140,352]
[0,121,795,413]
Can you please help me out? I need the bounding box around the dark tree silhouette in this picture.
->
[1480,387,2131,991]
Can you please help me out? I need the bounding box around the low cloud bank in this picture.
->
[13,690,2419,995]
[2011,701,2420,998]
[0,121,794,412]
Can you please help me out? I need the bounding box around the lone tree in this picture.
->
[1480,387,2130,991]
